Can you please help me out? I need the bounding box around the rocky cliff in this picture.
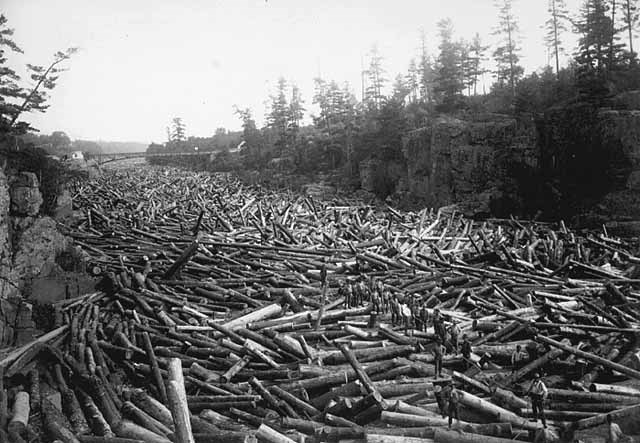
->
[401,114,538,216]
[537,92,640,223]
[0,167,95,347]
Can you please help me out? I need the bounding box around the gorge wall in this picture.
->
[382,91,640,223]
[0,165,95,347]
[395,114,538,217]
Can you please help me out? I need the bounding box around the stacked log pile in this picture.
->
[1,165,640,443]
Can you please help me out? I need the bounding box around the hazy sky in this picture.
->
[5,0,585,143]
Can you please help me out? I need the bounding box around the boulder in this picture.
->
[10,171,43,216]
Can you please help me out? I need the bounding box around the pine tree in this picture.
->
[459,39,474,95]
[418,29,435,103]
[266,77,289,157]
[434,18,465,110]
[234,106,263,166]
[406,59,420,103]
[0,14,76,136]
[492,0,524,96]
[545,0,571,78]
[575,0,626,87]
[287,83,305,148]
[364,44,387,110]
[622,0,639,59]
[391,74,410,102]
[170,117,186,141]
[469,33,490,95]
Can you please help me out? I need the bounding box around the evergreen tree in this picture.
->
[406,59,420,103]
[434,18,465,110]
[622,0,639,59]
[287,83,305,148]
[364,44,387,110]
[575,0,626,88]
[0,14,76,137]
[492,0,524,96]
[234,106,263,164]
[459,39,474,95]
[545,0,571,78]
[418,29,435,103]
[170,117,186,141]
[391,74,410,102]
[469,33,490,95]
[266,77,289,156]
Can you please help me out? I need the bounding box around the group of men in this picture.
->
[338,277,391,312]
[336,276,559,432]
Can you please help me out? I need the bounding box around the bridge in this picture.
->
[86,150,217,165]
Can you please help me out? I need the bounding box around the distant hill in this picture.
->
[96,141,149,153]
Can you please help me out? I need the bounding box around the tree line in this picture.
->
[151,0,639,197]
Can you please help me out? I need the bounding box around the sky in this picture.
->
[5,0,586,143]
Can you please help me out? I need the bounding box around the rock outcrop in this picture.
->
[0,165,95,346]
[9,171,43,216]
[537,94,640,223]
[402,114,537,216]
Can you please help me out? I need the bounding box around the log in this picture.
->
[433,428,518,443]
[255,423,296,443]
[380,411,513,437]
[167,359,195,443]
[224,303,282,331]
[535,334,640,381]
[456,390,542,431]
[365,435,435,443]
[112,420,172,443]
[570,403,640,431]
[588,383,640,397]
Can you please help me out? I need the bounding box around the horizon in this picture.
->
[5,0,593,143]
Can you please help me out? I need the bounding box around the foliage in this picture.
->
[364,44,387,110]
[545,0,571,78]
[0,15,77,138]
[434,19,466,112]
[492,0,524,96]
[0,142,84,215]
[170,117,186,142]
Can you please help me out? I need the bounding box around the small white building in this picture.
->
[63,151,85,162]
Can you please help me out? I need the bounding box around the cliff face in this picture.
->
[0,166,95,346]
[402,115,537,216]
[537,95,640,222]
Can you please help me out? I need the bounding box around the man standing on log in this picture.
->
[461,334,472,370]
[420,303,429,332]
[391,294,399,326]
[605,413,625,443]
[382,288,390,315]
[434,384,446,418]
[449,321,460,353]
[511,344,527,375]
[371,289,381,314]
[433,338,445,378]
[338,280,348,307]
[411,296,420,331]
[527,373,548,428]
[402,301,412,334]
[433,309,445,342]
[447,383,460,429]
